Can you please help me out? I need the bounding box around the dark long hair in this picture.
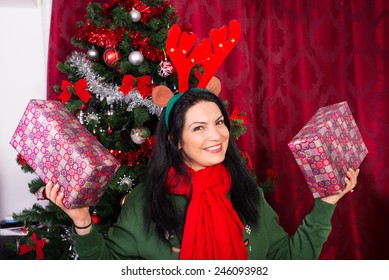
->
[145,88,260,241]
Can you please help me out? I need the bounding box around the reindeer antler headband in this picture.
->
[151,19,241,129]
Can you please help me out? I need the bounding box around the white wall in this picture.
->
[0,0,52,220]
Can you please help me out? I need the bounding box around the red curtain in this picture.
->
[47,0,389,259]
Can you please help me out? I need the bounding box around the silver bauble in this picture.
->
[130,8,141,22]
[87,47,99,60]
[128,51,144,66]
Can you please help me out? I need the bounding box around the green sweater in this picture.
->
[74,185,335,260]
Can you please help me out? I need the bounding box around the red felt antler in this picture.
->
[166,19,241,93]
[152,20,241,107]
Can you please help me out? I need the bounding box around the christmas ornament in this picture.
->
[85,112,100,125]
[158,60,175,77]
[128,50,144,66]
[118,175,134,190]
[75,109,86,124]
[130,7,141,22]
[87,47,99,60]
[91,209,101,224]
[103,48,120,67]
[130,126,150,144]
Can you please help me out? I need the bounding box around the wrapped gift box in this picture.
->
[288,101,368,198]
[10,99,121,209]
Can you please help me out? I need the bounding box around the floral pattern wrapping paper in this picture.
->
[288,101,368,198]
[10,99,121,208]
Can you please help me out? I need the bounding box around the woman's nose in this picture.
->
[207,125,221,141]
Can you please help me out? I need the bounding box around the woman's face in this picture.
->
[179,101,229,171]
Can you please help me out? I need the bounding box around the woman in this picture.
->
[45,88,360,260]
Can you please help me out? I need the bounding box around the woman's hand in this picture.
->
[45,181,92,235]
[320,168,360,205]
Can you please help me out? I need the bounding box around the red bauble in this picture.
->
[103,48,120,67]
[91,210,101,224]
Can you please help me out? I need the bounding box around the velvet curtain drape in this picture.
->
[46,0,389,259]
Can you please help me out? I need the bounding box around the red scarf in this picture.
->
[165,164,248,260]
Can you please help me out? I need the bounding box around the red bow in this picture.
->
[17,154,26,167]
[119,75,152,98]
[58,78,92,104]
[241,151,253,170]
[19,232,46,260]
[230,107,247,125]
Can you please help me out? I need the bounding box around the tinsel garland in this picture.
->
[110,137,154,166]
[68,51,162,116]
[131,31,164,62]
[75,23,125,48]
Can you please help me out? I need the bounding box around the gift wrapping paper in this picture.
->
[10,99,121,208]
[288,101,368,198]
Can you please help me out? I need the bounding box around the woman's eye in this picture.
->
[193,126,204,131]
[216,120,224,125]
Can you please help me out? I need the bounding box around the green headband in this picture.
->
[165,93,183,130]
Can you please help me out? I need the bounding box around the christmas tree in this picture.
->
[10,0,251,260]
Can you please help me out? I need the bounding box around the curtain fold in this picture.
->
[46,0,389,259]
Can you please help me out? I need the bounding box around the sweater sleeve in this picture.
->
[73,187,143,260]
[262,189,336,260]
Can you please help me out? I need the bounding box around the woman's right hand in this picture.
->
[45,181,92,235]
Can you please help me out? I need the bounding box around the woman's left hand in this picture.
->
[320,168,360,205]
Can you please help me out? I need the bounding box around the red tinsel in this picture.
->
[18,232,46,260]
[131,31,164,62]
[75,22,125,49]
[110,136,155,167]
[103,0,171,24]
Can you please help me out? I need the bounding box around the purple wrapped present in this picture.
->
[10,99,121,209]
[288,101,368,198]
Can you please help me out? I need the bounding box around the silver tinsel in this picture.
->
[68,51,162,116]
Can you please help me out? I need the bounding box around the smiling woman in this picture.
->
[45,88,359,260]
[180,101,229,171]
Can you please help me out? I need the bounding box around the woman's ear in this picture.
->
[168,134,181,150]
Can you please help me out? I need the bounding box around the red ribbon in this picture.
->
[119,75,152,98]
[19,232,46,260]
[58,78,92,104]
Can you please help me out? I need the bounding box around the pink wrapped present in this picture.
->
[10,99,121,209]
[288,101,368,198]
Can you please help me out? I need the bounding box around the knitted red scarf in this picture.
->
[165,164,248,260]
